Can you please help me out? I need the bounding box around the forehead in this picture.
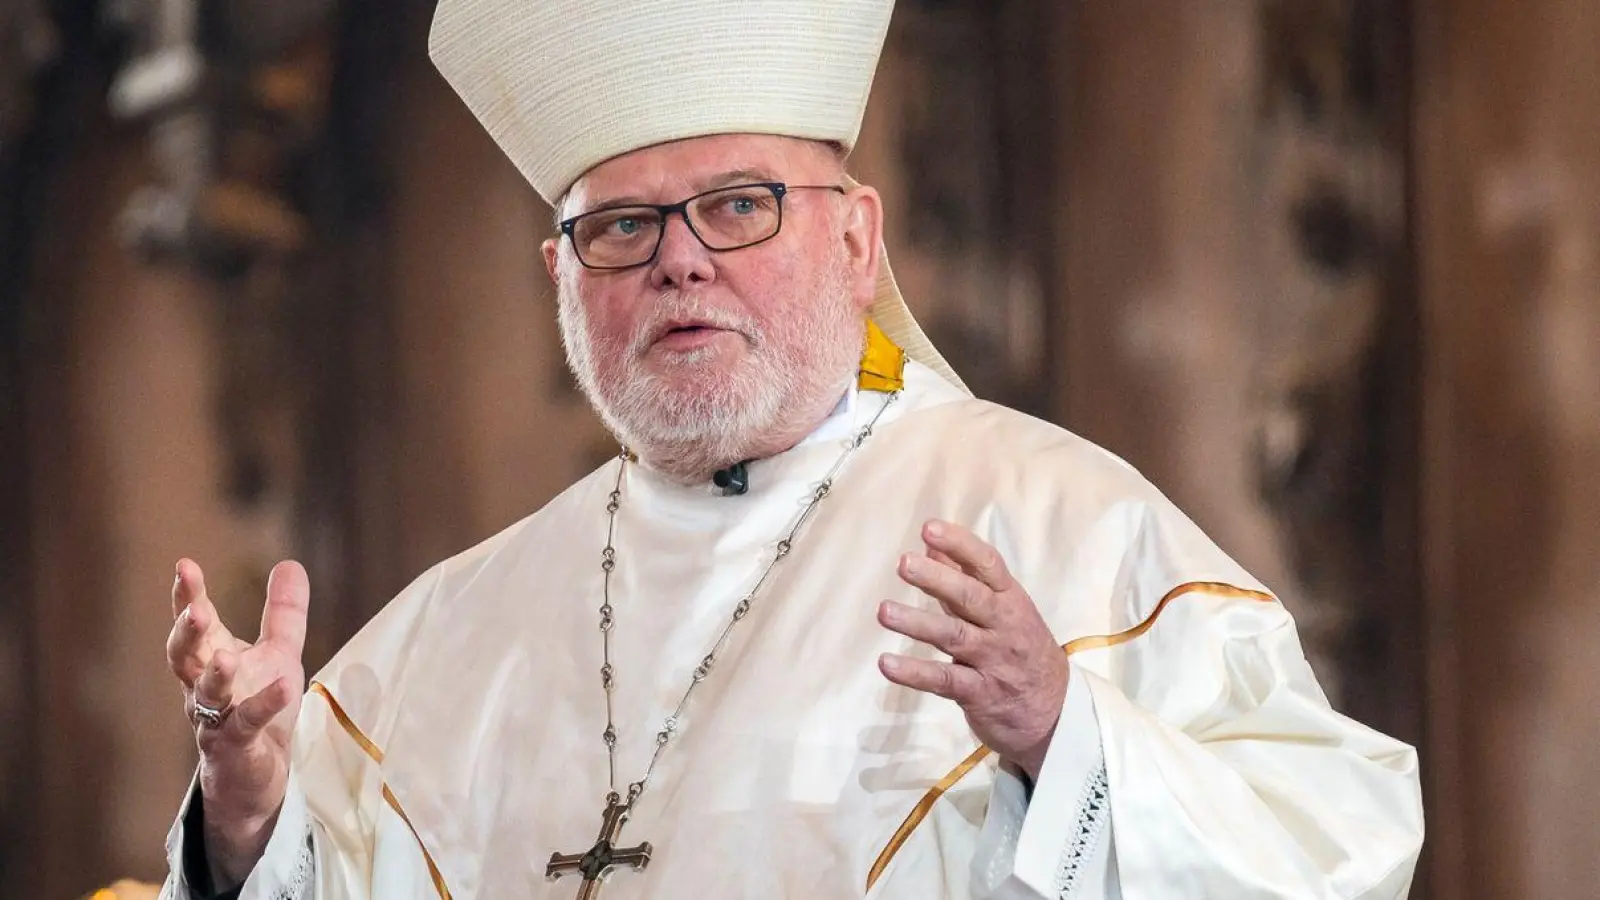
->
[566,134,834,211]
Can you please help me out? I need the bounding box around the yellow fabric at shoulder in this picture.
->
[857,318,906,393]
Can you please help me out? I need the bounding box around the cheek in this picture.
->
[572,279,644,340]
[723,256,808,320]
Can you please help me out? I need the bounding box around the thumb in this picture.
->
[259,560,310,655]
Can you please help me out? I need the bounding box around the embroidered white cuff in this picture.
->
[971,659,1114,899]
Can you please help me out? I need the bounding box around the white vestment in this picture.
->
[161,360,1423,900]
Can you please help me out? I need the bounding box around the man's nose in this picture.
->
[648,214,716,290]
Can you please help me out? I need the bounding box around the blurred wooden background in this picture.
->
[1,0,1596,896]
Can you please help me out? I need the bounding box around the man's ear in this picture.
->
[840,185,884,312]
[543,186,577,287]
[542,237,562,286]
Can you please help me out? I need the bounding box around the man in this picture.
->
[159,1,1424,898]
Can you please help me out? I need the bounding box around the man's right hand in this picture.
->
[166,558,310,893]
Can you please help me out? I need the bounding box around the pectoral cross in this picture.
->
[546,793,654,899]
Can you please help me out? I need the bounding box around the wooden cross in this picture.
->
[546,794,653,899]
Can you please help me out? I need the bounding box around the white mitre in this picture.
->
[427,0,970,394]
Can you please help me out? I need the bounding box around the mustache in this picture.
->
[628,294,763,357]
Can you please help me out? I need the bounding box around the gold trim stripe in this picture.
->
[863,745,990,892]
[863,581,1276,892]
[308,682,384,764]
[307,681,454,900]
[384,784,456,900]
[1062,582,1275,656]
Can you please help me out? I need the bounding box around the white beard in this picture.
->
[558,253,863,482]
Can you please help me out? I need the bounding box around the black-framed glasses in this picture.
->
[558,181,847,271]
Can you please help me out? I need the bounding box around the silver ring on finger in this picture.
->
[193,700,230,728]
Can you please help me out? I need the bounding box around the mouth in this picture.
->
[646,318,740,354]
[664,322,721,337]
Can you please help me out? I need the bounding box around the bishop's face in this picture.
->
[543,134,883,480]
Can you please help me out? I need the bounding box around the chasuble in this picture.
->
[160,359,1423,900]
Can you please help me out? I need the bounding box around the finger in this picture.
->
[171,561,185,618]
[234,676,296,734]
[879,653,984,703]
[193,647,238,714]
[927,546,962,571]
[923,520,1016,593]
[918,548,972,623]
[259,560,310,655]
[878,600,992,665]
[168,561,236,686]
[172,558,209,619]
[166,606,214,685]
[896,552,999,627]
[173,559,234,644]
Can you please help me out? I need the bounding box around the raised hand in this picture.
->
[877,520,1069,781]
[166,558,310,890]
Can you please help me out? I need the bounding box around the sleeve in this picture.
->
[972,587,1423,900]
[970,660,1116,900]
[159,769,317,900]
[158,682,393,900]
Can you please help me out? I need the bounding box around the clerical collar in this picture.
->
[795,380,861,449]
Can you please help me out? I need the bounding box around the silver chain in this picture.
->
[596,390,901,809]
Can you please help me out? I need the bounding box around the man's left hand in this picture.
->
[877,519,1068,782]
